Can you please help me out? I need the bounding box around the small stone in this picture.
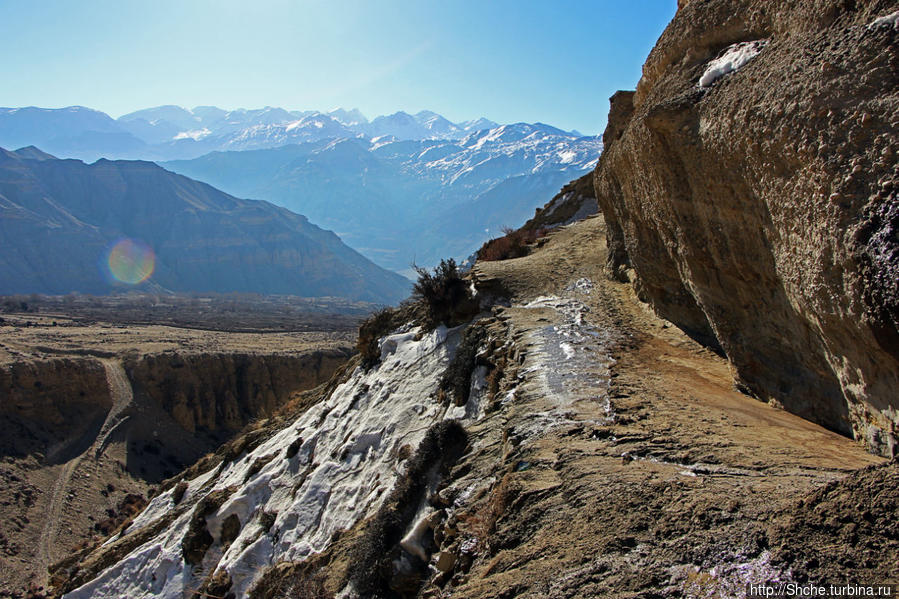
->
[435,551,456,573]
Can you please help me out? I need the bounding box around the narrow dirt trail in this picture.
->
[35,359,134,581]
[37,457,81,577]
[94,359,135,457]
[446,215,888,598]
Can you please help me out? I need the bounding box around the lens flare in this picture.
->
[105,238,155,285]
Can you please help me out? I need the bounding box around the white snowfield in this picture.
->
[64,323,487,599]
[698,40,769,88]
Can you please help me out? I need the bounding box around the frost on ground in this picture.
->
[674,551,791,599]
[515,284,616,437]
[868,10,899,29]
[63,324,483,599]
[565,277,594,295]
[699,40,768,87]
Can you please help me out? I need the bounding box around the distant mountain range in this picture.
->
[0,146,409,302]
[162,124,602,272]
[0,105,508,162]
[0,105,602,273]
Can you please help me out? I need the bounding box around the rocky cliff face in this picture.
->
[0,358,111,458]
[593,0,899,456]
[0,347,352,480]
[123,351,350,436]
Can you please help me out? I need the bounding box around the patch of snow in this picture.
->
[444,365,489,421]
[399,509,440,561]
[172,128,211,141]
[379,330,419,361]
[565,277,594,295]
[698,40,768,88]
[539,193,599,229]
[868,10,899,29]
[64,323,473,599]
[557,149,578,163]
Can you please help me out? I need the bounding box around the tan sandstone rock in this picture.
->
[593,0,899,455]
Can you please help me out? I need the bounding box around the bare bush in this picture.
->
[477,226,549,262]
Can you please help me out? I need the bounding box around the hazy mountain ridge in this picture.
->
[161,124,602,272]
[0,147,409,302]
[0,105,599,272]
[0,105,509,162]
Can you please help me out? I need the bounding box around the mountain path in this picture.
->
[444,215,887,597]
[35,359,135,581]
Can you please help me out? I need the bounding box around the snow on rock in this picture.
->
[565,277,594,295]
[64,323,479,599]
[698,40,768,88]
[172,128,211,141]
[868,10,899,29]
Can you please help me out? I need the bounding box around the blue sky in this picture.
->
[0,0,675,134]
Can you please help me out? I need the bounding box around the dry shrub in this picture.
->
[356,302,420,369]
[412,259,477,330]
[356,307,401,368]
[92,493,148,536]
[458,472,518,554]
[485,357,506,401]
[251,565,333,599]
[172,481,189,505]
[477,227,549,262]
[288,571,333,599]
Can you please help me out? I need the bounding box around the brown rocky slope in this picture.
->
[593,0,899,455]
[0,314,352,596]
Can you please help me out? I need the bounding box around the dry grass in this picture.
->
[458,473,519,555]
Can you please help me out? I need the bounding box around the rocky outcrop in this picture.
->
[124,351,351,435]
[593,0,899,455]
[522,171,599,232]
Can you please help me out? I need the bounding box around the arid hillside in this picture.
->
[12,1,899,598]
[0,309,354,596]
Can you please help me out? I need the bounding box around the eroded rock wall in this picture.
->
[123,350,351,434]
[593,0,899,455]
[0,358,111,458]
